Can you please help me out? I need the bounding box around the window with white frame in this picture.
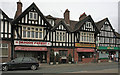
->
[80,32,94,43]
[86,22,91,28]
[0,43,8,57]
[29,12,38,20]
[56,31,66,42]
[22,26,43,39]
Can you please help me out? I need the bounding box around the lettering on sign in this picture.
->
[14,40,52,46]
[75,43,95,47]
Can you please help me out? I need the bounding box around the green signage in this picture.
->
[97,46,120,50]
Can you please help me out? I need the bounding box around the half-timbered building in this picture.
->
[2,1,119,64]
[45,9,77,63]
[96,18,119,62]
[73,13,99,63]
[0,9,12,62]
[45,10,100,63]
[12,1,52,63]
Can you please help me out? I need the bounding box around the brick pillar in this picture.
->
[47,48,50,64]
[74,48,78,63]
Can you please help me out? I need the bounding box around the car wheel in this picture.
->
[2,65,8,71]
[31,65,37,70]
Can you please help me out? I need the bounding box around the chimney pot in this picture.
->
[79,12,87,21]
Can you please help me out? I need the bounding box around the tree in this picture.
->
[56,53,60,62]
[50,50,55,62]
[68,54,72,62]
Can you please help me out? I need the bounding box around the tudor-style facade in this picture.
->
[1,1,119,64]
[0,9,12,62]
[12,2,52,63]
[74,14,99,63]
[96,18,119,62]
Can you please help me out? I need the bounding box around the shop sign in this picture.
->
[75,43,95,48]
[14,40,52,46]
[97,46,119,50]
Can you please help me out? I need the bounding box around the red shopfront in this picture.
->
[74,43,96,63]
[14,40,51,63]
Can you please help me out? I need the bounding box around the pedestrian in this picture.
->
[111,54,114,61]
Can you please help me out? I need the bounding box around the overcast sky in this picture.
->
[0,0,119,32]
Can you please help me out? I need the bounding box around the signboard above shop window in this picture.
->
[14,40,52,46]
[75,43,95,48]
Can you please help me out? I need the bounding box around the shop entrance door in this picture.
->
[78,53,82,62]
[38,52,47,63]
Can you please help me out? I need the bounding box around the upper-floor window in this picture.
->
[0,43,8,57]
[22,26,43,39]
[29,12,38,20]
[48,19,54,26]
[80,32,94,43]
[56,31,66,42]
[86,22,91,28]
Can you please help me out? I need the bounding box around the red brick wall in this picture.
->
[99,59,108,62]
[80,58,94,63]
[0,40,11,62]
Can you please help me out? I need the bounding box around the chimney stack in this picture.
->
[14,0,22,18]
[64,9,70,24]
[79,12,87,21]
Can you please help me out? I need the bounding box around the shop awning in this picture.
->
[15,46,47,51]
[77,48,95,52]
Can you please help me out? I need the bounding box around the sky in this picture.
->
[0,0,119,32]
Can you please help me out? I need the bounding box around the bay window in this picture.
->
[80,32,94,43]
[56,31,66,42]
[22,26,43,39]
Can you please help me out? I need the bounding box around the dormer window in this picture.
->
[48,19,54,26]
[29,12,38,20]
[86,22,91,28]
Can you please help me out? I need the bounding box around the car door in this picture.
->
[10,57,23,69]
[21,57,31,68]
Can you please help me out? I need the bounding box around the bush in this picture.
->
[50,50,55,62]
[68,54,72,62]
[56,53,60,62]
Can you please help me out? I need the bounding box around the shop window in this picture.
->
[59,50,68,57]
[81,52,93,58]
[0,43,8,57]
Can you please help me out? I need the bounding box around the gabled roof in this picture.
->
[45,15,56,20]
[115,32,120,38]
[95,18,107,31]
[51,20,73,32]
[0,9,13,22]
[96,18,117,37]
[74,15,99,33]
[12,2,52,28]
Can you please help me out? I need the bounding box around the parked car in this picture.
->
[1,57,39,71]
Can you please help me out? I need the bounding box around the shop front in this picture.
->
[50,48,73,64]
[97,46,119,62]
[14,40,51,63]
[75,43,96,63]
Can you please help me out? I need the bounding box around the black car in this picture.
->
[1,57,39,71]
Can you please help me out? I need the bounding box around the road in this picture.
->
[1,62,119,73]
